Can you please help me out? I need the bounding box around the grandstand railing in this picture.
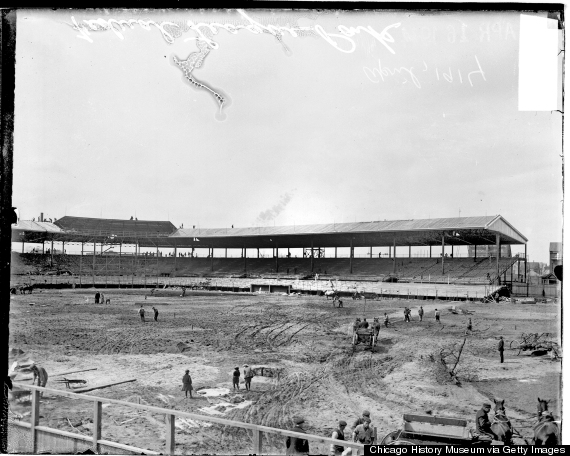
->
[9,383,364,455]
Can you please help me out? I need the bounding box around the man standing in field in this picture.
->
[182,369,193,399]
[384,313,389,328]
[435,308,441,323]
[152,306,159,322]
[418,306,424,322]
[138,305,145,323]
[232,367,241,390]
[498,336,505,363]
[95,291,100,304]
[243,364,254,391]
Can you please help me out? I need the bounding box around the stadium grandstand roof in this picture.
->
[12,215,526,249]
[54,216,176,236]
[169,215,527,249]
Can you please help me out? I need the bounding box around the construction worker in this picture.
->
[353,418,374,444]
[475,403,495,441]
[352,410,371,429]
[285,417,309,455]
[330,420,348,456]
[498,336,505,363]
[182,369,193,398]
[418,306,424,322]
[243,364,254,391]
[232,366,240,390]
[152,306,159,322]
[372,318,381,337]
[138,305,145,323]
[31,365,48,388]
[353,318,361,332]
[435,308,441,323]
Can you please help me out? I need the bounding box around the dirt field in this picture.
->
[8,288,561,453]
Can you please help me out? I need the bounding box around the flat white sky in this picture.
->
[12,9,563,263]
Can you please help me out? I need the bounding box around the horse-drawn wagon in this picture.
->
[352,328,378,353]
[380,414,495,446]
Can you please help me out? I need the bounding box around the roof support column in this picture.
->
[335,247,337,259]
[441,233,445,275]
[21,241,24,253]
[275,244,279,273]
[225,248,227,258]
[495,233,501,283]
[243,246,247,272]
[311,239,314,272]
[211,246,214,272]
[429,245,431,258]
[257,248,259,258]
[370,246,372,258]
[393,238,396,274]
[474,245,477,260]
[118,242,121,284]
[350,238,354,274]
[409,245,411,258]
[524,244,527,284]
[174,243,177,274]
[42,240,44,254]
[79,242,83,287]
[92,241,96,287]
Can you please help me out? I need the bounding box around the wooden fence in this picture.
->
[10,383,365,455]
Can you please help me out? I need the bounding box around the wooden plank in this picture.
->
[252,429,263,454]
[35,426,92,442]
[73,378,136,393]
[93,401,102,453]
[404,421,468,438]
[31,389,40,453]
[97,439,161,455]
[403,414,467,427]
[52,368,98,377]
[12,382,364,450]
[165,414,175,455]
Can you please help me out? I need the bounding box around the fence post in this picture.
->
[252,428,263,454]
[166,413,175,455]
[93,400,102,452]
[31,389,40,453]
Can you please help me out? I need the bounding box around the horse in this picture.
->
[490,398,514,445]
[324,290,338,300]
[534,398,559,446]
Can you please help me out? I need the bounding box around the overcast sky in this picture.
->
[12,9,563,262]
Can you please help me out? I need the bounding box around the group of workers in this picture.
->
[94,291,110,304]
[286,410,376,455]
[138,305,159,322]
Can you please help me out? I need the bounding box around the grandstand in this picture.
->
[10,215,528,295]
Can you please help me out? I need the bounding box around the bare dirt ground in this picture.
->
[7,288,561,454]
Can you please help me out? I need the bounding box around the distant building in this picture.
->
[549,242,562,272]
[468,245,512,258]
